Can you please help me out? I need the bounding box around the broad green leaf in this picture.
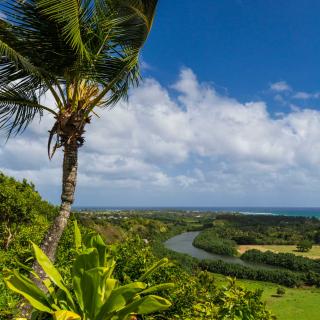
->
[116,295,171,318]
[72,249,100,311]
[83,234,107,266]
[31,242,74,308]
[53,310,81,320]
[4,271,52,313]
[73,219,82,252]
[138,258,169,281]
[73,248,100,277]
[97,282,147,318]
[79,267,116,318]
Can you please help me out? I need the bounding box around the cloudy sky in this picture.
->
[2,1,320,207]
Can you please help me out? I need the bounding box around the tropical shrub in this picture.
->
[215,278,275,320]
[4,221,173,320]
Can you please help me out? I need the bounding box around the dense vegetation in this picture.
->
[241,249,320,273]
[193,229,238,256]
[4,174,320,318]
[199,259,308,288]
[0,174,58,318]
[190,214,320,287]
[0,174,276,319]
[210,214,320,245]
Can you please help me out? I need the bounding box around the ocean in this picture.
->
[74,207,320,218]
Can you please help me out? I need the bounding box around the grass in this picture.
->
[238,244,320,259]
[214,273,320,320]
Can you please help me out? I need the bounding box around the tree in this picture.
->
[0,0,158,267]
[0,173,56,250]
[297,240,313,252]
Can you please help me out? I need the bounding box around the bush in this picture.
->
[276,287,286,296]
[297,240,313,252]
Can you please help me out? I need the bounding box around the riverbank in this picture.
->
[165,231,278,270]
[164,231,320,320]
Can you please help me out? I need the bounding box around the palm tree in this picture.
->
[0,0,158,266]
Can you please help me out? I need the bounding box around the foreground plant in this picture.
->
[4,221,173,319]
[0,0,158,264]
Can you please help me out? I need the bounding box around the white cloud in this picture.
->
[292,91,320,100]
[2,69,320,205]
[270,81,292,92]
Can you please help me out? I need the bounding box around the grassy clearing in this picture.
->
[214,273,320,320]
[238,244,320,259]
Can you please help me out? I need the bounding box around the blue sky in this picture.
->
[144,0,320,108]
[2,1,320,207]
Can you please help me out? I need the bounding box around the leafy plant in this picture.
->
[4,221,173,319]
[216,278,276,320]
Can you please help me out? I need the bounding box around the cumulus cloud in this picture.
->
[2,68,320,205]
[270,81,292,92]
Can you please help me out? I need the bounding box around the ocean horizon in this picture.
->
[74,206,320,218]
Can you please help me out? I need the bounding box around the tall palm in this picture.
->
[0,0,158,265]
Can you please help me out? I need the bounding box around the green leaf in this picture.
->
[4,270,52,313]
[72,248,100,310]
[37,0,89,58]
[141,283,175,295]
[73,219,82,252]
[31,242,75,308]
[97,282,147,318]
[83,233,107,266]
[138,258,169,281]
[80,267,116,318]
[0,39,41,75]
[117,295,171,318]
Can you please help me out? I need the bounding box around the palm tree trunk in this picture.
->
[34,140,78,277]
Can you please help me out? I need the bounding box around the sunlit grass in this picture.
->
[238,244,320,259]
[214,273,320,320]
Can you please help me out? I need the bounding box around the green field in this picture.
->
[214,274,320,320]
[238,244,320,259]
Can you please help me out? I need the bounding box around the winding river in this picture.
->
[164,231,276,270]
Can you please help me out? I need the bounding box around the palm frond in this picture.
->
[37,0,90,58]
[0,84,57,137]
[0,39,41,76]
[0,1,78,80]
[84,0,158,110]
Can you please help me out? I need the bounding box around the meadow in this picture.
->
[215,273,320,320]
[238,244,320,259]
